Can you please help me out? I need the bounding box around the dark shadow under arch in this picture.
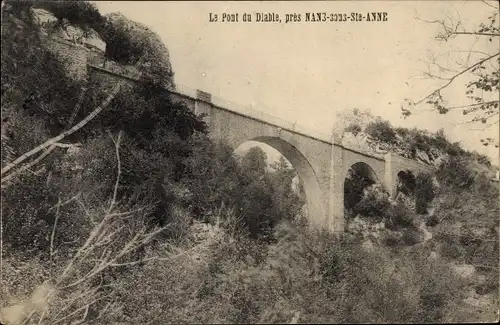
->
[396,170,416,196]
[343,162,379,217]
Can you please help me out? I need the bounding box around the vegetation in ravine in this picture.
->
[1,1,498,324]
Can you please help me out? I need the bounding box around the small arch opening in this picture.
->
[344,162,379,218]
[396,170,416,196]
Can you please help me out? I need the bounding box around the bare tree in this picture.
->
[404,1,499,146]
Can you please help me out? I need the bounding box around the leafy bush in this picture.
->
[425,214,440,227]
[445,141,467,157]
[437,233,466,260]
[432,128,450,151]
[385,202,416,230]
[415,172,435,214]
[353,184,390,221]
[102,221,467,324]
[345,123,362,136]
[365,119,397,143]
[1,159,92,257]
[402,228,422,246]
[382,230,403,246]
[99,13,175,87]
[437,156,476,188]
[396,127,456,157]
[2,6,81,136]
[344,168,376,217]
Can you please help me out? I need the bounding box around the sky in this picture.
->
[94,1,499,165]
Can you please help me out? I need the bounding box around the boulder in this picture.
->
[30,8,58,27]
[362,239,374,252]
[59,22,106,52]
[104,12,174,88]
[30,8,106,52]
[451,264,476,279]
[419,223,433,242]
[346,216,369,235]
[415,150,431,165]
[429,251,438,260]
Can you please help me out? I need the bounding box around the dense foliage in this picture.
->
[365,119,397,143]
[1,2,498,324]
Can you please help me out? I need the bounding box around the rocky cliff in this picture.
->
[17,6,174,88]
[337,108,449,167]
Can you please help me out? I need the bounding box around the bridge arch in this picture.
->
[234,136,324,226]
[395,170,416,196]
[344,161,380,184]
[343,161,381,217]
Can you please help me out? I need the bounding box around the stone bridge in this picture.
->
[88,63,436,233]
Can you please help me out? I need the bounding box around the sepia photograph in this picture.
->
[0,0,499,324]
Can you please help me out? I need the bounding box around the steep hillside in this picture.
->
[1,2,498,324]
[338,110,499,318]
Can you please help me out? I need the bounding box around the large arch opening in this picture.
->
[233,137,322,232]
[343,162,379,218]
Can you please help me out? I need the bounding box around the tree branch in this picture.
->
[480,0,499,10]
[0,55,145,177]
[65,86,88,129]
[451,31,500,37]
[1,144,57,184]
[108,130,123,213]
[0,82,123,177]
[50,197,61,270]
[415,52,500,105]
[446,100,499,111]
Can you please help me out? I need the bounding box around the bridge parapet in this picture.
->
[85,63,340,145]
[172,83,338,145]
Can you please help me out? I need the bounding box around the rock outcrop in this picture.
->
[31,8,106,53]
[338,108,449,167]
[19,7,175,88]
[104,12,174,89]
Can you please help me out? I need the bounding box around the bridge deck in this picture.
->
[88,63,429,166]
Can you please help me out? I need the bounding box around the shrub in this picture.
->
[415,172,435,214]
[99,13,175,87]
[432,128,450,152]
[344,169,376,217]
[473,152,491,167]
[353,184,390,220]
[385,202,416,230]
[402,228,422,246]
[345,123,362,136]
[1,167,91,257]
[437,156,476,188]
[2,8,81,136]
[426,214,440,227]
[437,233,466,260]
[382,230,403,246]
[365,119,397,143]
[446,141,467,157]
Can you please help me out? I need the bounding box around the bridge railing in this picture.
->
[173,83,199,99]
[84,62,342,145]
[172,83,335,144]
[83,63,399,160]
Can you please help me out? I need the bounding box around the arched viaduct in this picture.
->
[169,88,436,233]
[88,64,436,233]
